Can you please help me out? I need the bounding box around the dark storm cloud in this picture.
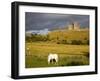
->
[25,12,89,31]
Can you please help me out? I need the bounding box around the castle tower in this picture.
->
[68,23,74,30]
[73,22,80,30]
[68,22,80,31]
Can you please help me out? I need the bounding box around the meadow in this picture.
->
[25,42,89,68]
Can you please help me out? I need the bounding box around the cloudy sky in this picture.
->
[25,12,89,31]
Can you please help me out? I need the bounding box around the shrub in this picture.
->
[71,40,82,45]
[66,61,84,66]
[83,52,89,58]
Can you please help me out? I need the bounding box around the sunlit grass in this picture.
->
[25,42,89,68]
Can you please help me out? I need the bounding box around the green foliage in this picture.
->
[83,52,89,58]
[26,29,89,45]
[26,54,89,68]
[26,34,49,42]
[25,28,89,68]
[25,34,33,42]
[48,30,89,45]
[25,42,89,68]
[65,61,84,66]
[71,40,82,45]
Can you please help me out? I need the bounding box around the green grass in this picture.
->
[49,30,89,41]
[25,42,89,68]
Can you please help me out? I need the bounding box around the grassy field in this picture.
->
[49,30,89,41]
[25,42,89,68]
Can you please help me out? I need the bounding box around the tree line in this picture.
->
[26,34,89,45]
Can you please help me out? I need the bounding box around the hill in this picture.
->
[48,29,89,44]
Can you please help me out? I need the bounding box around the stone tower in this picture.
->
[68,23,74,30]
[68,22,80,30]
[73,22,80,30]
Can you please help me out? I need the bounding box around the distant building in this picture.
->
[68,22,80,30]
[68,24,74,30]
[74,22,80,30]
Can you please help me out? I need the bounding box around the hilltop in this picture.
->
[48,28,89,45]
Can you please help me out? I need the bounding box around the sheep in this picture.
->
[48,53,58,64]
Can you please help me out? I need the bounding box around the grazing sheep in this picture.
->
[48,53,58,64]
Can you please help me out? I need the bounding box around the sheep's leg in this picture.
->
[55,60,58,65]
[48,59,50,64]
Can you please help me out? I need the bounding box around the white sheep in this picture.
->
[48,53,58,64]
